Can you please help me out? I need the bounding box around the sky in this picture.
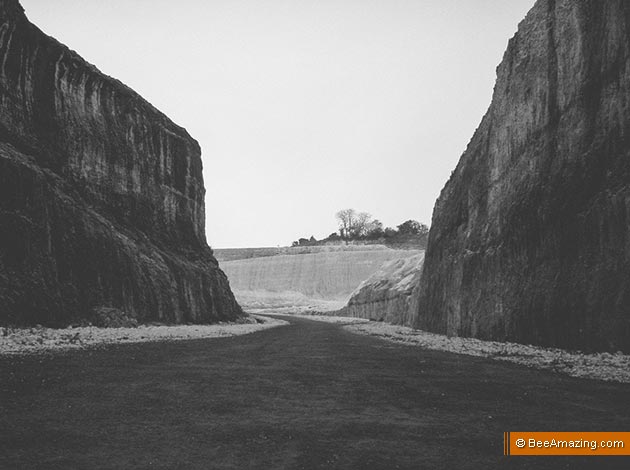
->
[21,0,535,248]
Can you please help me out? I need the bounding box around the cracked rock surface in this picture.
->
[416,0,630,352]
[0,0,242,326]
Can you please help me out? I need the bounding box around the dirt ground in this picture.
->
[1,315,629,469]
[274,313,630,384]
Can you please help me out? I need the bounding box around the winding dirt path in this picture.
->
[1,316,628,469]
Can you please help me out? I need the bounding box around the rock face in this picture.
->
[0,0,242,326]
[415,0,630,352]
[341,253,424,325]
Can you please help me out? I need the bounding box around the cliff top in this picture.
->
[0,0,23,19]
[0,0,199,150]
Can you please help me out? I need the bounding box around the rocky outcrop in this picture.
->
[341,253,424,324]
[415,0,630,352]
[0,0,242,326]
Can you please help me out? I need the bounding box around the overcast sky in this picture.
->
[22,0,535,248]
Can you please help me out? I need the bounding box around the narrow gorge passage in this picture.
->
[1,317,628,469]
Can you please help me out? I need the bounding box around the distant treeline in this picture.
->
[292,209,429,249]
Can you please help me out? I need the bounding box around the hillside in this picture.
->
[220,246,421,311]
[214,244,397,262]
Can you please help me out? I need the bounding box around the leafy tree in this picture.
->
[383,227,398,238]
[365,219,384,239]
[397,220,429,236]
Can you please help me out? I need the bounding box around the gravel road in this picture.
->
[1,316,628,469]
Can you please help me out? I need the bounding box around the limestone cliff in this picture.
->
[415,0,630,352]
[340,253,424,324]
[0,0,242,325]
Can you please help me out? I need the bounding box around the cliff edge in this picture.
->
[0,0,242,325]
[415,0,630,352]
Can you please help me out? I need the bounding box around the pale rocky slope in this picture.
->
[339,253,424,324]
[221,246,421,310]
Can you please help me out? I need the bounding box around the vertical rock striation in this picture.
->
[0,0,242,326]
[415,0,630,352]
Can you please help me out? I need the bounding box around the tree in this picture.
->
[336,208,373,239]
[335,209,356,239]
[351,211,372,238]
[365,219,384,239]
[397,220,429,236]
[383,227,398,238]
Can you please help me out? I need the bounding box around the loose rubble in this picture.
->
[0,316,288,355]
[344,321,630,383]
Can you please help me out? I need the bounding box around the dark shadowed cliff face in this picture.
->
[416,0,630,352]
[0,0,242,325]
